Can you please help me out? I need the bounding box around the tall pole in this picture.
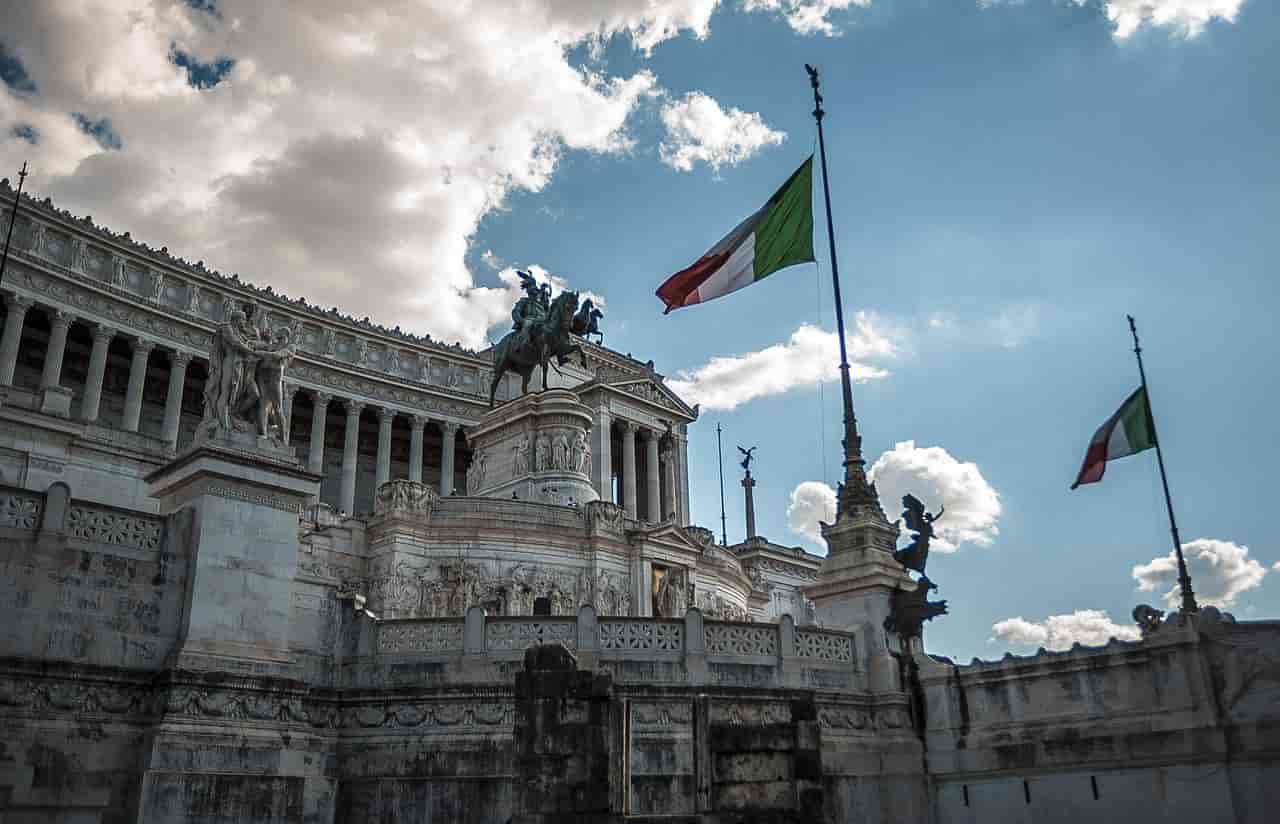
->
[716,422,728,546]
[1128,315,1198,613]
[0,162,29,289]
[806,65,867,517]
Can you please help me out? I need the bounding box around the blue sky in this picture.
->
[3,0,1275,660]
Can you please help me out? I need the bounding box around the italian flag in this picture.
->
[1071,386,1156,489]
[656,156,815,313]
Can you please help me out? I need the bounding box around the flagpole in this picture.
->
[806,65,869,517]
[0,162,29,289]
[1127,315,1198,613]
[716,422,728,545]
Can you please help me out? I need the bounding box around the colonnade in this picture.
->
[611,419,680,524]
[1,292,466,515]
[1,292,187,440]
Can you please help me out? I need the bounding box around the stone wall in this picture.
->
[917,609,1280,824]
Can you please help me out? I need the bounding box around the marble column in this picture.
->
[593,405,613,502]
[643,428,661,523]
[282,383,296,443]
[376,407,395,489]
[81,324,114,423]
[122,338,155,433]
[439,421,458,496]
[0,293,33,386]
[41,309,72,388]
[621,421,637,519]
[677,432,691,527]
[160,350,192,448]
[409,415,426,482]
[307,391,331,475]
[339,401,364,515]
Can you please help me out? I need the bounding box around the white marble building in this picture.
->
[1,178,1276,824]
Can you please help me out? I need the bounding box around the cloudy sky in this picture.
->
[3,0,1276,661]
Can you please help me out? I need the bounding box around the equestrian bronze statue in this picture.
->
[488,271,597,406]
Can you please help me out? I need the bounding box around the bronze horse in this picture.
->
[488,290,590,406]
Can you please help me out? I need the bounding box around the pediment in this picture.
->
[630,520,708,552]
[606,377,698,420]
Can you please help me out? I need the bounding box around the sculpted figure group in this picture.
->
[201,301,297,445]
[515,429,590,476]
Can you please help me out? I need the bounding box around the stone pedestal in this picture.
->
[145,430,321,675]
[38,385,73,418]
[804,494,909,692]
[742,473,757,539]
[466,388,599,507]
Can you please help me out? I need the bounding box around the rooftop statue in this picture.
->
[488,270,592,406]
[199,301,297,446]
[893,493,944,579]
[737,445,757,476]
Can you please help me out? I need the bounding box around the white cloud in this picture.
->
[743,0,871,36]
[0,1,717,349]
[1133,538,1267,608]
[666,313,896,411]
[787,480,837,549]
[868,441,1001,552]
[1094,0,1245,39]
[786,440,1000,552]
[990,610,1141,651]
[1273,561,1280,572]
[981,0,1244,40]
[658,91,786,173]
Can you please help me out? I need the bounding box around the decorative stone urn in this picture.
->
[465,388,599,507]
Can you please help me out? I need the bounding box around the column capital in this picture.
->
[618,419,636,435]
[47,307,74,329]
[130,337,156,355]
[639,425,660,442]
[344,399,365,417]
[170,350,194,369]
[409,414,427,430]
[378,406,398,423]
[90,322,116,343]
[4,292,34,312]
[440,420,460,435]
[310,388,332,404]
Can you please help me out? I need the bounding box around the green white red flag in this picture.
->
[1071,386,1156,489]
[656,156,815,313]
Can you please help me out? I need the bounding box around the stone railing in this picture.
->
[0,483,165,555]
[370,606,861,691]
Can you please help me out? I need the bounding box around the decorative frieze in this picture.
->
[599,619,683,652]
[0,488,43,530]
[485,619,576,651]
[705,622,779,657]
[631,701,692,728]
[708,701,790,726]
[67,503,163,551]
[378,620,465,654]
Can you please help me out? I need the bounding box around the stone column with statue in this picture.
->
[145,300,319,675]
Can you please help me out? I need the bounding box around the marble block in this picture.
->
[38,385,73,418]
[145,433,321,674]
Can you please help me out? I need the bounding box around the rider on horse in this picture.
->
[511,270,550,344]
